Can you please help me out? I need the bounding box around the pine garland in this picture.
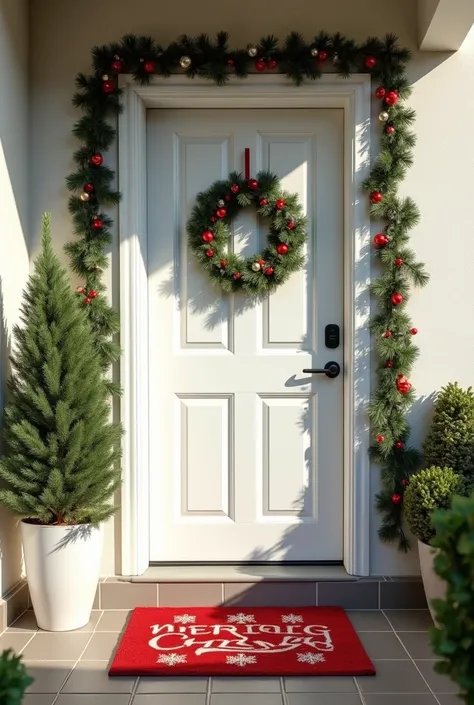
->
[67,31,428,550]
[187,171,307,294]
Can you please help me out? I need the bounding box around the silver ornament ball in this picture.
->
[102,74,109,81]
[80,192,90,202]
[310,47,319,58]
[247,45,258,58]
[180,55,192,69]
[217,199,225,207]
[252,262,262,272]
[378,111,390,122]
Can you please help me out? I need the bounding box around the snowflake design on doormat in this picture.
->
[173,614,196,624]
[297,652,326,664]
[227,613,256,624]
[281,613,303,624]
[157,653,187,666]
[226,654,258,667]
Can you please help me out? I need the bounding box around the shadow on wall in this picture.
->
[0,279,24,595]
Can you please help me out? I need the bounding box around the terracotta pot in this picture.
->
[21,520,103,631]
[418,539,446,626]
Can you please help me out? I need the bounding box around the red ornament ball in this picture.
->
[373,233,389,247]
[265,267,274,276]
[84,297,92,305]
[210,216,217,223]
[102,80,115,94]
[401,479,409,486]
[201,230,214,243]
[276,199,285,210]
[76,286,86,294]
[318,50,328,62]
[384,331,392,339]
[410,327,418,335]
[395,441,405,449]
[84,183,94,193]
[255,59,266,72]
[391,493,402,505]
[258,259,265,266]
[391,292,403,306]
[371,191,383,204]
[205,249,214,258]
[375,86,386,99]
[394,257,404,267]
[111,59,124,72]
[91,217,103,231]
[230,184,240,194]
[287,221,295,230]
[143,60,156,73]
[385,125,395,135]
[233,272,242,280]
[396,374,412,394]
[385,90,399,106]
[385,361,393,368]
[364,56,377,70]
[225,195,231,201]
[90,153,103,167]
[259,198,268,206]
[227,58,235,67]
[277,243,289,255]
[268,58,277,69]
[376,435,385,443]
[248,179,259,190]
[220,260,228,267]
[216,208,227,218]
[88,290,98,299]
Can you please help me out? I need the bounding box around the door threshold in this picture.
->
[128,564,357,583]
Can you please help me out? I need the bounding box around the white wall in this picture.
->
[26,0,474,576]
[0,0,29,594]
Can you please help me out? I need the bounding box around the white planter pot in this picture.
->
[21,520,103,632]
[418,539,446,626]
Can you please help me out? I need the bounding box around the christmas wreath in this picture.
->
[187,171,307,294]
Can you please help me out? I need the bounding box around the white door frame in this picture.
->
[117,74,372,577]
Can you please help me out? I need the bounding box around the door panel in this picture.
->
[147,109,344,562]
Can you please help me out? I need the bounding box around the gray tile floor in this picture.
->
[0,609,460,704]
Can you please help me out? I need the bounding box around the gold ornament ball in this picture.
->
[180,55,192,69]
[247,45,258,58]
[378,111,390,122]
[80,192,90,202]
[252,262,262,272]
[102,74,109,81]
[310,47,319,57]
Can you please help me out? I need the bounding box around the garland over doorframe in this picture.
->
[66,32,428,551]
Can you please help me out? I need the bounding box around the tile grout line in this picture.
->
[280,676,288,705]
[206,676,212,705]
[382,609,444,704]
[353,675,367,705]
[50,610,108,702]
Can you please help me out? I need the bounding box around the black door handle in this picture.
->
[302,361,341,379]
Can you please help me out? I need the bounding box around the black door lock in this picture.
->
[325,324,340,349]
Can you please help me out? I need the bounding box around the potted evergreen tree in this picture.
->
[0,214,122,631]
[404,466,465,622]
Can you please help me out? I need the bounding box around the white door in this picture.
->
[147,108,344,562]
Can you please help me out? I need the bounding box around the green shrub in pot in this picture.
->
[423,383,474,478]
[404,466,466,544]
[0,649,33,705]
[430,494,474,704]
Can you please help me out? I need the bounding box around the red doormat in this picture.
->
[109,606,375,677]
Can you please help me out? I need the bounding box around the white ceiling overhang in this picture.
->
[418,0,474,50]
